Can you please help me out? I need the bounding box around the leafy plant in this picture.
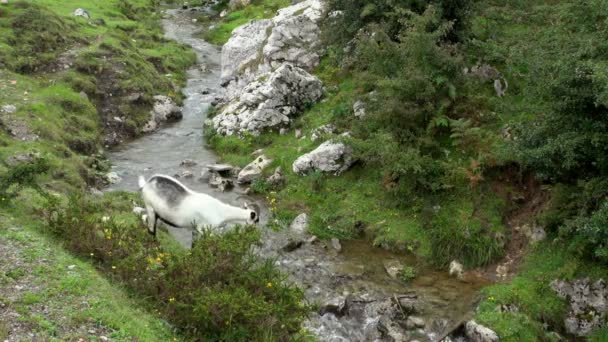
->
[398,265,417,283]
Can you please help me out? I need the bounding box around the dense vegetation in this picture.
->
[208,0,608,340]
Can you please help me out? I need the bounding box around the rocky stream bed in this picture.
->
[107,4,497,342]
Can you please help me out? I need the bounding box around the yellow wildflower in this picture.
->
[169,297,176,302]
[112,265,116,269]
[266,282,273,288]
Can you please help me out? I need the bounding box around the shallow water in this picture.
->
[107,7,488,341]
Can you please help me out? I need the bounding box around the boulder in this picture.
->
[237,155,273,184]
[449,260,464,280]
[262,0,324,71]
[220,0,324,100]
[289,213,309,235]
[551,278,608,336]
[464,320,499,342]
[292,140,353,175]
[73,8,91,19]
[213,64,323,136]
[221,19,274,98]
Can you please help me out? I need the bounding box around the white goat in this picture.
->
[138,174,259,236]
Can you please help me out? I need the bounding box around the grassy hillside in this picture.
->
[0,1,308,340]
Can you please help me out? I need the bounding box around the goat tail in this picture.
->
[138,175,147,190]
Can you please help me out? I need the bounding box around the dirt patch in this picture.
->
[0,113,39,142]
[473,165,549,282]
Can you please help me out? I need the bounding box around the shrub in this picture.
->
[0,158,50,206]
[42,192,308,340]
[398,266,417,283]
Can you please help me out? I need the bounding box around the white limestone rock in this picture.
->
[292,140,353,175]
[213,63,323,136]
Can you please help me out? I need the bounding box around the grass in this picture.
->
[475,242,608,341]
[0,214,177,341]
[201,0,290,45]
[208,59,507,267]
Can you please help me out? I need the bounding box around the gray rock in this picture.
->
[106,172,122,184]
[551,278,608,336]
[262,0,324,71]
[311,124,336,142]
[292,140,353,175]
[180,159,198,167]
[522,224,546,243]
[449,260,464,280]
[405,316,425,329]
[143,95,182,133]
[330,238,341,252]
[209,172,234,192]
[220,0,324,101]
[353,100,366,118]
[396,294,421,315]
[384,260,404,279]
[206,163,234,173]
[295,129,303,139]
[267,166,285,187]
[237,155,273,184]
[280,128,288,135]
[181,170,194,178]
[465,320,499,342]
[319,295,348,317]
[221,19,274,96]
[0,0,8,4]
[251,149,264,156]
[213,64,323,136]
[73,8,91,19]
[1,104,16,114]
[290,213,309,235]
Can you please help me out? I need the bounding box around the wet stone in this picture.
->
[331,238,342,252]
[319,295,348,317]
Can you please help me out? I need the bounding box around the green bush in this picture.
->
[42,192,309,340]
[0,158,50,206]
[398,265,417,283]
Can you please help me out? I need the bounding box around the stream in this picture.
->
[107,7,489,342]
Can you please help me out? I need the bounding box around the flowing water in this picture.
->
[108,7,489,341]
